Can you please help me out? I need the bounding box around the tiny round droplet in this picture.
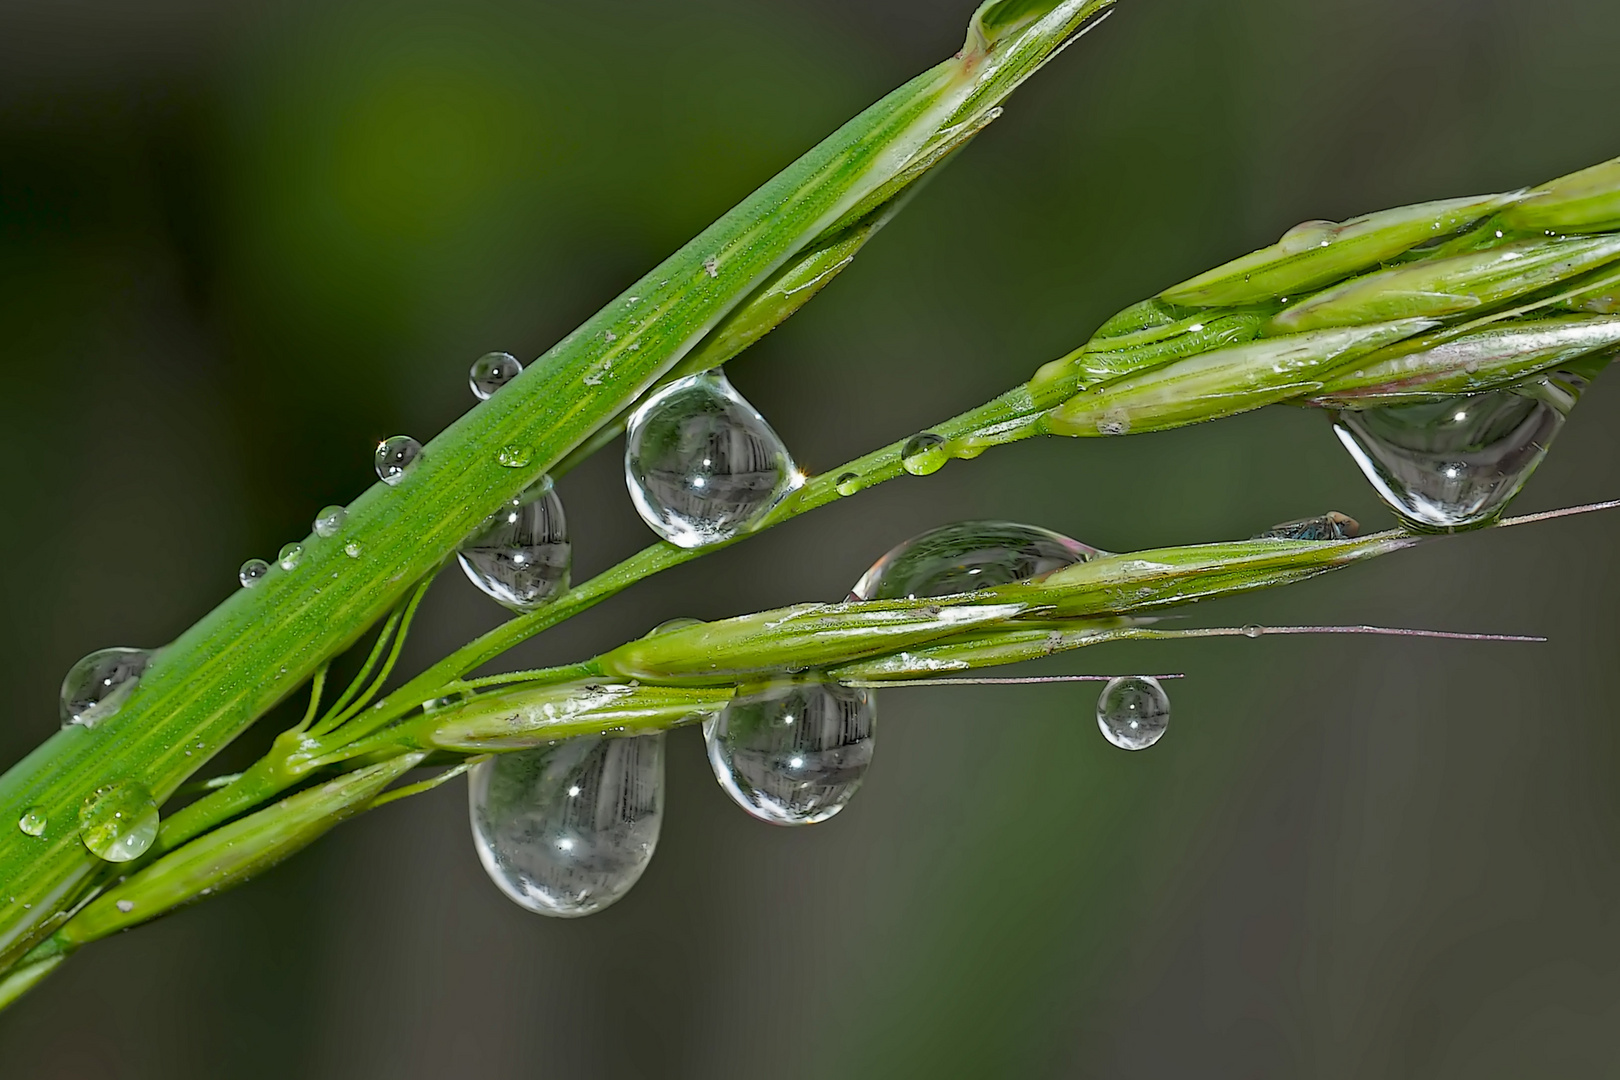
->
[238,559,270,589]
[835,472,860,496]
[497,445,533,469]
[278,543,304,571]
[78,782,160,863]
[17,808,47,837]
[375,436,423,485]
[61,648,152,729]
[470,352,523,400]
[1097,676,1171,751]
[313,505,347,538]
[344,542,363,559]
[900,433,947,476]
[1242,624,1263,639]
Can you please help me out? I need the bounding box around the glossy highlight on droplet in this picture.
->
[313,505,347,538]
[238,559,270,589]
[469,733,665,917]
[457,477,571,611]
[375,436,423,485]
[78,781,160,863]
[851,521,1100,601]
[900,432,947,476]
[278,543,304,571]
[17,808,47,838]
[60,647,152,729]
[1097,676,1170,750]
[470,352,523,400]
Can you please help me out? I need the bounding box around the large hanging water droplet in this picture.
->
[457,477,571,611]
[468,733,665,917]
[703,680,875,825]
[313,505,347,538]
[238,559,270,589]
[470,352,523,400]
[78,781,160,862]
[1332,373,1585,531]
[17,808,47,838]
[375,436,423,485]
[1097,676,1170,751]
[60,648,152,729]
[624,370,798,548]
[851,521,1100,601]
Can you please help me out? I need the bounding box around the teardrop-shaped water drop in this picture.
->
[1332,372,1586,530]
[468,733,665,917]
[1097,675,1170,751]
[239,558,270,588]
[624,370,798,548]
[470,352,523,400]
[851,521,1100,601]
[703,680,875,825]
[457,477,571,611]
[313,505,347,538]
[78,781,160,862]
[375,436,423,485]
[17,807,47,838]
[60,647,152,729]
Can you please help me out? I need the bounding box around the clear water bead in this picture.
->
[624,370,798,548]
[375,436,423,485]
[78,781,160,862]
[239,559,270,588]
[278,543,304,571]
[313,505,347,538]
[851,520,1100,601]
[1332,373,1585,530]
[1097,676,1171,751]
[60,647,151,729]
[468,733,665,917]
[457,477,571,611]
[470,352,523,400]
[703,680,875,825]
[900,432,947,476]
[17,808,47,837]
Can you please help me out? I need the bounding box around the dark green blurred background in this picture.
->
[3,0,1619,1075]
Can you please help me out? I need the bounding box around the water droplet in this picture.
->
[115,899,135,913]
[900,433,947,476]
[469,733,665,917]
[17,808,47,837]
[60,648,152,729]
[851,521,1100,601]
[313,505,347,538]
[238,559,270,589]
[1252,512,1360,541]
[835,472,860,496]
[375,436,423,485]
[1097,676,1171,751]
[470,352,523,399]
[1242,625,1264,639]
[344,542,363,559]
[624,371,798,548]
[457,477,570,611]
[278,543,304,571]
[1332,375,1582,530]
[703,680,875,825]
[645,617,702,637]
[497,444,532,469]
[78,782,160,862]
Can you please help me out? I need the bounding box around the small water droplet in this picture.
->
[469,733,665,917]
[457,477,570,611]
[78,782,160,862]
[1242,625,1264,639]
[1252,512,1360,541]
[1097,676,1170,750]
[375,436,423,485]
[313,505,347,538]
[61,648,152,729]
[17,808,47,837]
[703,680,875,825]
[900,433,947,476]
[470,352,523,400]
[851,521,1100,601]
[497,444,533,469]
[278,543,304,571]
[238,559,270,589]
[344,542,363,559]
[645,617,702,637]
[115,899,135,913]
[624,371,798,548]
[1332,375,1582,531]
[834,472,860,496]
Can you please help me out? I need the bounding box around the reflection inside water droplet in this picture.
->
[900,432,947,476]
[470,352,523,400]
[623,370,798,548]
[457,477,570,611]
[78,782,160,862]
[278,543,304,571]
[1097,676,1171,750]
[375,436,423,485]
[60,648,152,729]
[851,520,1100,601]
[468,733,665,917]
[17,808,47,837]
[314,506,347,538]
[239,559,270,589]
[703,680,875,825]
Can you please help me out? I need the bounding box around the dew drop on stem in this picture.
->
[375,436,423,485]
[623,370,798,548]
[1097,676,1171,750]
[900,432,947,476]
[278,543,304,571]
[313,505,347,538]
[850,521,1100,601]
[469,352,523,400]
[17,808,47,837]
[78,782,160,862]
[239,559,270,589]
[457,476,571,611]
[60,647,152,729]
[468,733,665,917]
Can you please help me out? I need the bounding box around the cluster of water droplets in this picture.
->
[624,370,799,548]
[1332,369,1592,531]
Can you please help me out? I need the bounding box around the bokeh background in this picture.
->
[3,0,1619,1075]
